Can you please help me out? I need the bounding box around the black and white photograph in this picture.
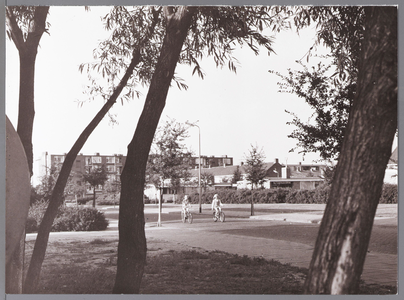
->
[4,2,399,297]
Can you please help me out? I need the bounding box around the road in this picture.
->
[102,203,397,256]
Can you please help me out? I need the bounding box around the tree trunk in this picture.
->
[6,6,49,176]
[250,187,254,216]
[304,6,397,294]
[5,6,49,294]
[92,188,96,208]
[23,49,141,293]
[113,6,196,294]
[17,51,36,177]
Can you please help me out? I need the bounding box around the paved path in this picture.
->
[140,212,397,287]
[29,204,397,288]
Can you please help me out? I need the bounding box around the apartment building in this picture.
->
[50,153,126,196]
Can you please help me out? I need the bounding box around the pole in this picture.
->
[186,120,202,213]
[198,125,202,213]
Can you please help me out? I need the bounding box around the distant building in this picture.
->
[384,147,398,185]
[190,155,233,168]
[50,153,126,197]
[187,158,326,191]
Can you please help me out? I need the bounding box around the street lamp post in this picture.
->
[187,121,202,213]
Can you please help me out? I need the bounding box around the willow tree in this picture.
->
[100,6,290,293]
[22,7,161,293]
[290,6,397,294]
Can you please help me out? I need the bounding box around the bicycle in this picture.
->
[181,209,193,224]
[213,209,225,222]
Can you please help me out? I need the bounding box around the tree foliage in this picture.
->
[231,166,243,184]
[146,118,193,193]
[80,6,292,109]
[272,61,354,161]
[267,6,365,162]
[244,144,267,189]
[200,171,215,191]
[83,165,109,207]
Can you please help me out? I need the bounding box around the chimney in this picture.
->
[275,158,279,164]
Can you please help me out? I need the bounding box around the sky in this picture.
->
[5,6,351,185]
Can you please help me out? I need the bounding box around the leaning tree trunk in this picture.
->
[304,6,397,294]
[23,49,141,293]
[113,6,196,294]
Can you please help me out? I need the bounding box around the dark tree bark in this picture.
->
[304,6,397,294]
[6,6,49,176]
[23,49,141,293]
[5,6,49,294]
[113,6,196,294]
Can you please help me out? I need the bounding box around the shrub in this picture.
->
[26,203,109,233]
[172,183,394,206]
[25,217,38,233]
[380,184,398,204]
[312,184,330,204]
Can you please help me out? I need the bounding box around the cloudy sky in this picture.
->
[6,6,344,185]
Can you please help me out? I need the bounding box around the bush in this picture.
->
[26,202,109,233]
[380,184,398,204]
[25,217,38,233]
[173,183,394,206]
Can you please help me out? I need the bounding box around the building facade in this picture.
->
[50,153,126,197]
[191,155,233,169]
[187,158,326,191]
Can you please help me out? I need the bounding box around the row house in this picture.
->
[187,158,326,191]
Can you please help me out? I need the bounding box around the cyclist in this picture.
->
[211,194,223,217]
[182,195,191,217]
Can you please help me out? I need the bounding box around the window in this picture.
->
[106,156,115,163]
[54,156,65,163]
[117,166,123,174]
[115,157,122,164]
[107,165,115,172]
[85,157,91,165]
[92,156,102,164]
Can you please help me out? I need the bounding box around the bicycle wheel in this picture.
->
[220,211,225,222]
[213,211,218,222]
[181,211,186,223]
[187,212,193,224]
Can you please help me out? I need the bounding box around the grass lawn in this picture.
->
[23,236,396,295]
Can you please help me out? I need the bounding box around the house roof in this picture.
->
[189,162,276,177]
[389,147,398,164]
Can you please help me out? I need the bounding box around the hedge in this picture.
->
[26,201,109,233]
[177,183,397,205]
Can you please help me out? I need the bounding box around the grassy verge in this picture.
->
[25,238,396,295]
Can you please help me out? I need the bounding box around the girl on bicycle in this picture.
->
[182,195,191,216]
[211,194,223,215]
